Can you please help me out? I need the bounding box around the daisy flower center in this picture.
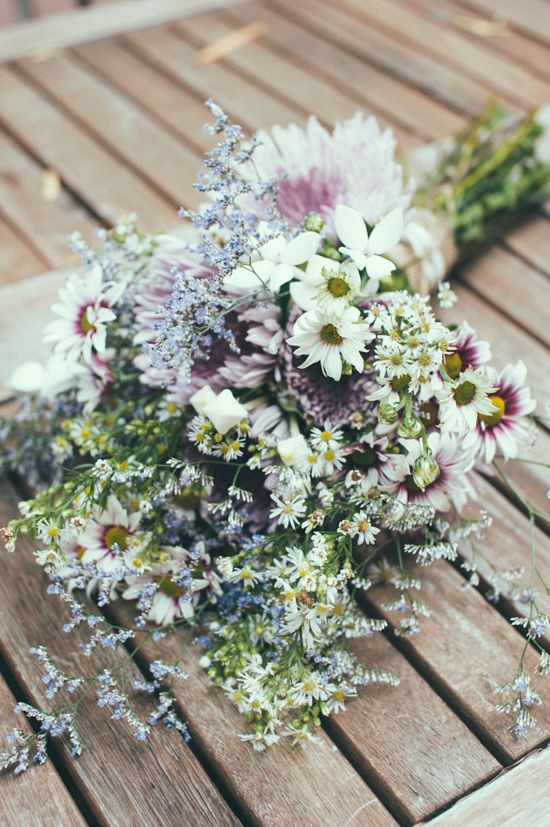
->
[444,352,463,379]
[320,323,344,346]
[104,525,129,551]
[478,394,506,427]
[80,306,95,334]
[390,374,410,392]
[351,446,376,467]
[453,380,476,406]
[157,575,185,599]
[327,276,350,297]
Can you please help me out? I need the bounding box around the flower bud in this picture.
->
[397,416,423,439]
[378,403,399,424]
[304,212,324,233]
[412,454,440,491]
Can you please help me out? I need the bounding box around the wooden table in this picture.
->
[0,1,549,824]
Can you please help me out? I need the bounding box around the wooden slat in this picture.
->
[228,1,463,140]
[333,0,550,108]
[0,216,47,286]
[17,53,201,209]
[366,561,550,763]
[124,25,305,132]
[0,673,87,827]
[0,128,98,271]
[465,477,550,633]
[270,0,506,116]
[489,428,550,523]
[504,219,550,278]
[0,0,250,62]
[0,66,177,231]
[73,38,216,153]
[459,246,550,348]
[0,479,242,827]
[177,8,461,142]
[454,0,550,47]
[411,0,550,84]
[427,746,550,826]
[325,633,500,823]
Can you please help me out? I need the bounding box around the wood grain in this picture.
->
[454,0,550,47]
[366,561,550,763]
[125,25,305,133]
[427,746,550,826]
[0,479,242,827]
[0,66,177,231]
[17,52,202,209]
[0,217,47,285]
[0,673,87,827]
[325,633,500,823]
[0,128,98,272]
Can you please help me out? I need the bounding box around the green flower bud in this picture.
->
[412,454,440,491]
[304,212,324,233]
[397,416,423,439]
[378,403,399,424]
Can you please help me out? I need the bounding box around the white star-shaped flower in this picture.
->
[224,231,320,292]
[334,205,403,282]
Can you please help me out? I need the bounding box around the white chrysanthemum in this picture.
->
[44,266,124,363]
[290,255,362,312]
[438,367,499,433]
[287,306,374,381]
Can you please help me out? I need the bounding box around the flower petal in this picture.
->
[283,231,320,265]
[368,208,404,255]
[365,254,395,280]
[334,205,368,250]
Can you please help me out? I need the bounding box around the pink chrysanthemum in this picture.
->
[244,113,413,237]
[475,360,536,462]
[383,432,477,512]
[132,238,282,401]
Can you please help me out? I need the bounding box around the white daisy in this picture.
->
[439,367,498,433]
[334,204,403,283]
[287,306,374,381]
[270,495,307,528]
[224,231,320,292]
[80,495,141,572]
[352,512,380,545]
[44,266,124,363]
[290,255,362,312]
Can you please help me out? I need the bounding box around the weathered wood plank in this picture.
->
[0,673,87,827]
[454,0,550,47]
[73,38,215,153]
[426,746,550,826]
[325,633,500,824]
[229,1,463,140]
[0,128,98,271]
[366,561,550,763]
[335,0,550,107]
[0,66,177,231]
[125,25,306,132]
[504,218,550,278]
[17,53,201,209]
[0,479,242,827]
[411,0,550,84]
[0,216,47,286]
[178,8,461,141]
[459,246,550,348]
[0,0,250,62]
[270,0,508,116]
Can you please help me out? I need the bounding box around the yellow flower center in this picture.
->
[453,380,476,406]
[444,352,463,379]
[390,374,410,393]
[80,306,95,334]
[327,276,350,297]
[104,526,129,552]
[479,394,505,427]
[320,323,344,346]
[157,575,184,599]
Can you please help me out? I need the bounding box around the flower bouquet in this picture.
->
[1,101,549,769]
